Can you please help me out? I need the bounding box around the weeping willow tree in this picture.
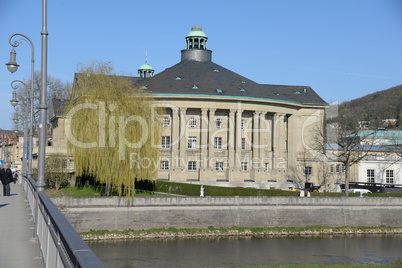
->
[65,61,161,198]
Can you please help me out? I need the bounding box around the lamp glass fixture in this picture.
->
[6,49,19,73]
[10,91,18,107]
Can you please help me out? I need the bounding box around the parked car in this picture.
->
[348,189,372,194]
[305,182,321,192]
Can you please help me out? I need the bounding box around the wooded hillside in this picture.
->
[339,84,402,129]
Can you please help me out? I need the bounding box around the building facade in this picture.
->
[53,27,329,190]
[325,130,402,192]
[129,26,328,189]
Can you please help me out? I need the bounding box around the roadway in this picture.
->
[0,182,44,267]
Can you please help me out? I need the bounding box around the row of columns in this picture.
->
[186,37,207,50]
[169,108,291,171]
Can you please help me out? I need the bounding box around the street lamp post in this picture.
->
[37,0,48,192]
[6,33,35,182]
[10,81,29,180]
[4,0,48,246]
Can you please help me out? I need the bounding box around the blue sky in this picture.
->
[0,0,401,130]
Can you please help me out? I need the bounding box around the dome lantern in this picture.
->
[138,52,154,78]
[186,26,208,50]
[181,26,212,62]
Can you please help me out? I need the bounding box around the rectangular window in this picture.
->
[161,136,171,149]
[215,162,224,171]
[241,138,246,150]
[189,118,197,128]
[214,137,222,150]
[241,119,245,130]
[304,166,312,175]
[386,170,394,184]
[367,169,375,183]
[335,164,340,173]
[61,159,68,169]
[341,164,345,173]
[188,161,197,171]
[264,163,269,172]
[215,118,222,129]
[163,117,170,128]
[160,161,169,170]
[330,164,335,173]
[69,160,75,169]
[188,136,197,149]
[241,162,248,172]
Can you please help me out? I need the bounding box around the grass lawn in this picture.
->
[45,181,402,198]
[45,187,102,197]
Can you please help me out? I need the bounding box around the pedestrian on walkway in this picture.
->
[0,164,13,196]
[13,171,19,184]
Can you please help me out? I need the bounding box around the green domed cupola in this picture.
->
[186,26,208,49]
[181,26,212,62]
[138,60,154,78]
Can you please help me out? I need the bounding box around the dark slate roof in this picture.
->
[128,60,327,106]
[50,98,70,118]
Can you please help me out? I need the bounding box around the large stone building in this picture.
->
[131,26,327,189]
[51,27,329,190]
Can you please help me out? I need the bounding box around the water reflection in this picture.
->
[88,235,402,268]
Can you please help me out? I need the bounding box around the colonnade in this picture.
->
[162,107,300,181]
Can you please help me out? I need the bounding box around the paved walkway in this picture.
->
[0,182,44,268]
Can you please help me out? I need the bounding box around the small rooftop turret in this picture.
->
[138,53,154,78]
[181,26,212,62]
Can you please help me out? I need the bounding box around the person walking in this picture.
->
[0,164,13,196]
[13,170,19,184]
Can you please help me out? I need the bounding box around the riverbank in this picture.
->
[80,226,402,241]
[244,265,401,268]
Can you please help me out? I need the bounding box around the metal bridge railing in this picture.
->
[23,177,104,268]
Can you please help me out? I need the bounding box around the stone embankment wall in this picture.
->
[51,196,402,232]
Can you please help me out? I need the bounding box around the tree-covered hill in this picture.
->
[339,84,402,129]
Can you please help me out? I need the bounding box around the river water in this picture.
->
[88,235,402,268]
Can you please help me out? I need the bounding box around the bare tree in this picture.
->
[11,71,72,131]
[288,148,336,192]
[314,162,339,192]
[312,106,378,196]
[286,165,304,190]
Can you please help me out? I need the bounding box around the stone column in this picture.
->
[288,114,301,167]
[274,113,285,169]
[200,108,208,169]
[228,109,236,169]
[252,111,260,170]
[171,107,180,169]
[208,109,216,169]
[179,108,187,169]
[259,112,267,160]
[235,109,242,169]
[271,113,278,175]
